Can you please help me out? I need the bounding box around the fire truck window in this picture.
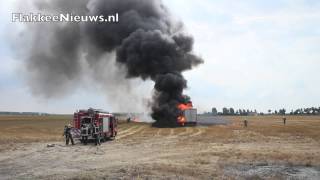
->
[82,118,91,124]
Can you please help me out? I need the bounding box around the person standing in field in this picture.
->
[93,122,101,146]
[63,124,74,145]
[81,124,89,145]
[283,116,287,125]
[244,119,248,128]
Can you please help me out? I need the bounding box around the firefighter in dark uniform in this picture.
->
[244,119,248,128]
[81,124,88,145]
[63,124,74,145]
[93,123,101,146]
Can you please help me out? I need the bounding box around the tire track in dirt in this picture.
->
[177,127,195,136]
[117,126,145,140]
[163,128,179,139]
[189,127,205,137]
[175,127,207,138]
[138,129,146,136]
[160,127,196,139]
[154,129,162,137]
[169,129,175,136]
[117,126,140,135]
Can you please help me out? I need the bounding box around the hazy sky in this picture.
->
[1,0,320,113]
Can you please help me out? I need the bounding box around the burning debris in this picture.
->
[20,0,203,127]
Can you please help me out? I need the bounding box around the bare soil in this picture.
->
[0,115,319,179]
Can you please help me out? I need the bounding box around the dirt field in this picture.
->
[0,115,319,179]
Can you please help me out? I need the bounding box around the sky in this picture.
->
[0,0,320,114]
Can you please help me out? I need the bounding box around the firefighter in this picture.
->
[63,124,74,145]
[244,119,248,128]
[81,124,88,145]
[283,116,287,125]
[93,123,101,146]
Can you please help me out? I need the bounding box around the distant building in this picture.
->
[248,112,258,116]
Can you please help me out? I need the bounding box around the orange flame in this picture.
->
[177,103,193,110]
[177,116,186,126]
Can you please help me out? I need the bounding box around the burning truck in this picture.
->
[177,95,198,126]
[72,108,117,144]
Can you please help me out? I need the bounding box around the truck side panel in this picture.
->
[184,108,197,123]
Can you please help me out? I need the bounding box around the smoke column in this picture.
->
[20,0,203,127]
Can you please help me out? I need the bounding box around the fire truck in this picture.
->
[72,108,117,144]
[177,96,197,126]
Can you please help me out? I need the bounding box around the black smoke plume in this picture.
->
[20,0,203,127]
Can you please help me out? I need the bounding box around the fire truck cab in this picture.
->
[73,108,117,144]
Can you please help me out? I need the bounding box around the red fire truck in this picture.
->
[73,108,117,144]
